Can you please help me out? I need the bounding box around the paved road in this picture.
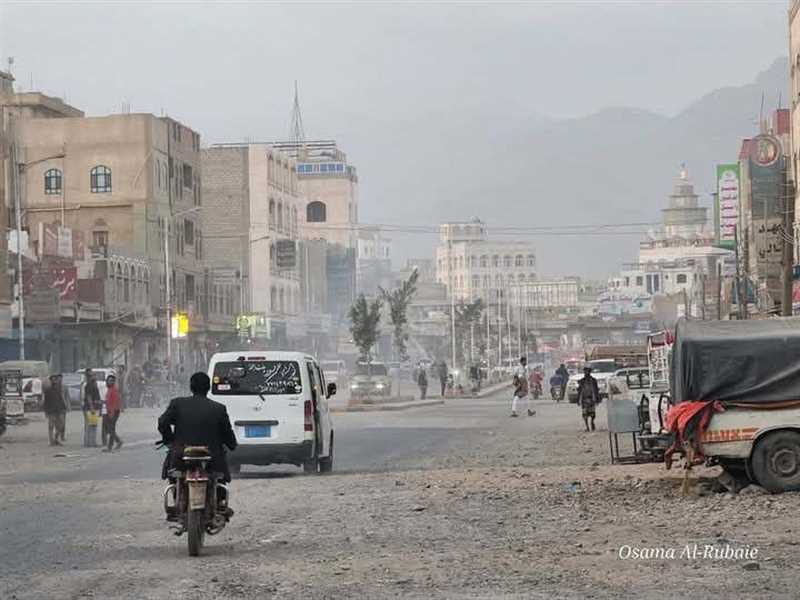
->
[0,394,502,485]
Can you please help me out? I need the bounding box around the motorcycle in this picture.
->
[162,444,231,556]
[142,386,159,408]
[549,375,565,402]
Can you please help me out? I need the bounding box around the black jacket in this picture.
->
[158,395,237,480]
[577,376,600,407]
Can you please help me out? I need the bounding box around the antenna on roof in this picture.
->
[289,81,307,157]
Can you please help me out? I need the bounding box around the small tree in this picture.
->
[454,298,484,365]
[349,294,383,361]
[380,269,419,361]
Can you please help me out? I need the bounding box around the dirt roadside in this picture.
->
[2,399,797,600]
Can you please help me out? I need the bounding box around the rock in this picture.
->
[739,485,768,496]
[742,561,760,571]
[211,577,219,583]
[411,505,426,512]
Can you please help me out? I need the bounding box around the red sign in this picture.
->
[50,267,77,301]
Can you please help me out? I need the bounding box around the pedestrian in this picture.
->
[437,361,448,397]
[556,363,570,400]
[55,373,70,442]
[82,369,101,447]
[102,374,123,452]
[576,366,599,432]
[417,365,428,400]
[43,374,68,446]
[511,355,534,417]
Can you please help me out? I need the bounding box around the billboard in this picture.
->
[716,164,740,249]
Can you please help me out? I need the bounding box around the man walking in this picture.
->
[576,366,599,432]
[556,363,570,401]
[43,374,68,446]
[102,374,123,452]
[437,361,448,397]
[511,356,535,417]
[416,364,428,400]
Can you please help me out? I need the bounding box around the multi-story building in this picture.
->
[202,143,302,343]
[435,218,537,303]
[357,226,392,296]
[270,140,359,249]
[13,107,227,370]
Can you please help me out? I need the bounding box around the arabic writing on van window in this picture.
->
[212,361,302,395]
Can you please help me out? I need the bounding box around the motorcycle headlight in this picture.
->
[350,383,359,389]
[375,383,385,389]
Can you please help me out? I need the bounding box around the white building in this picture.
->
[357,226,393,296]
[435,219,537,303]
[638,168,731,270]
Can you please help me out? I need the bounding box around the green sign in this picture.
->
[716,163,740,250]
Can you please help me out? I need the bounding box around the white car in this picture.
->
[0,360,50,410]
[208,351,335,474]
[320,360,347,386]
[566,359,618,403]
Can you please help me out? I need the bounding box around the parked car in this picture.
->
[0,360,50,411]
[208,351,335,474]
[612,367,650,392]
[566,359,617,403]
[62,372,84,409]
[349,362,393,398]
[320,360,347,386]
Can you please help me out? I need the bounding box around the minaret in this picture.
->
[662,166,707,238]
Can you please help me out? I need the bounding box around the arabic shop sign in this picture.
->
[716,164,739,249]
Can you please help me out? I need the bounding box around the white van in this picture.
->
[208,351,335,474]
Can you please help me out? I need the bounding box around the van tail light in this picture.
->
[23,381,32,393]
[304,399,313,432]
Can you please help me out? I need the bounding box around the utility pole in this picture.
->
[734,228,746,319]
[13,150,25,359]
[164,217,171,369]
[448,238,456,371]
[782,176,795,316]
[716,261,722,320]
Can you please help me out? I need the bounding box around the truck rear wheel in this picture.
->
[751,431,800,493]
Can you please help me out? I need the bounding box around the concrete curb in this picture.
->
[332,399,445,413]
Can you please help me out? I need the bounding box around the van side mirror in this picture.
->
[327,382,337,397]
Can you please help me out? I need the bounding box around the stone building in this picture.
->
[13,108,233,371]
[202,143,302,344]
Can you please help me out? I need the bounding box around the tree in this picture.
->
[380,269,419,361]
[349,294,383,361]
[453,298,484,365]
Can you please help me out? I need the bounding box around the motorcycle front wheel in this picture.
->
[187,508,205,556]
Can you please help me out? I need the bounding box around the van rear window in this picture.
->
[212,361,302,395]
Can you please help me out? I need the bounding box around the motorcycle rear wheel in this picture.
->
[187,509,205,556]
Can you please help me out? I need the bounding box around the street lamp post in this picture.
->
[13,151,66,360]
[164,206,201,372]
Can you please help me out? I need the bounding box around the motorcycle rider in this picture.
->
[157,372,237,519]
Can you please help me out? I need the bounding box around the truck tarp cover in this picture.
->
[672,317,800,404]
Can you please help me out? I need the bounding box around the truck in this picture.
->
[668,317,800,493]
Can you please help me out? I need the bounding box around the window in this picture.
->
[185,274,195,302]
[527,254,535,267]
[44,168,62,195]
[307,201,327,223]
[480,255,488,268]
[92,231,109,248]
[624,277,630,287]
[503,255,512,268]
[676,274,688,284]
[515,255,523,267]
[184,220,194,245]
[183,164,193,188]
[635,276,643,286]
[90,165,112,193]
[472,275,479,288]
[269,199,276,229]
[492,255,500,268]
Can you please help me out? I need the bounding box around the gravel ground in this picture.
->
[2,397,798,599]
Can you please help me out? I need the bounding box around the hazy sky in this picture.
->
[0,1,790,274]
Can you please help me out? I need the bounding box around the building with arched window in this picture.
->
[202,143,302,328]
[435,218,537,305]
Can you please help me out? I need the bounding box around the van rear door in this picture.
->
[210,359,306,446]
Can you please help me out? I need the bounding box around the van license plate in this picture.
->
[245,425,270,438]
